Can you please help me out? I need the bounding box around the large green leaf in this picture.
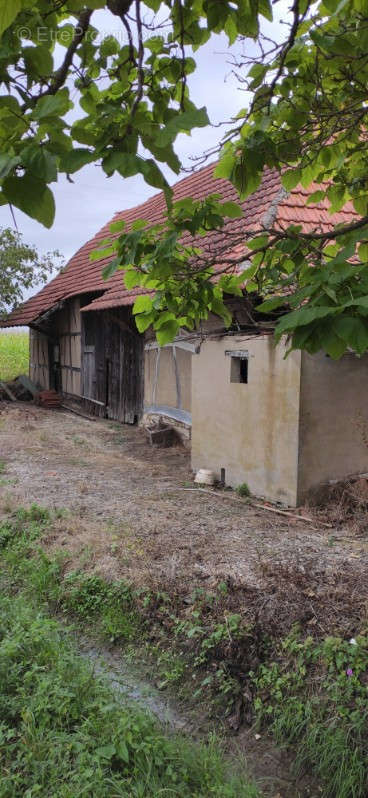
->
[133,295,153,314]
[0,153,20,180]
[333,316,368,355]
[156,319,180,345]
[32,90,71,121]
[21,145,57,183]
[155,107,210,147]
[60,148,95,174]
[275,305,339,339]
[0,0,21,38]
[23,46,53,77]
[2,174,55,228]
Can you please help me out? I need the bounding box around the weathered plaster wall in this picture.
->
[297,351,368,500]
[176,347,192,412]
[144,344,192,413]
[191,335,302,506]
[155,349,178,408]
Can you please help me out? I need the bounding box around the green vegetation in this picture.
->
[236,483,251,499]
[0,594,257,798]
[253,631,368,798]
[0,331,29,381]
[0,227,62,320]
[3,505,368,797]
[0,506,258,798]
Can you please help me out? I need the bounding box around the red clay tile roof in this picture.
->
[1,163,356,325]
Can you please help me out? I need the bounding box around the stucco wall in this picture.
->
[298,351,368,500]
[191,335,302,506]
[144,343,192,414]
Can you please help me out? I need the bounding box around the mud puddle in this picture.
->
[78,639,195,733]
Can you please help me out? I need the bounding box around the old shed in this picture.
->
[3,162,368,506]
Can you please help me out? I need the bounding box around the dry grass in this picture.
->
[1,402,368,634]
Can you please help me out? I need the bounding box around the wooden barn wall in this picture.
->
[54,297,81,396]
[29,329,50,389]
[81,308,144,423]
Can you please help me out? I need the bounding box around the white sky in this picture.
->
[0,7,287,272]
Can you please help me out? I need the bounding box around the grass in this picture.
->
[0,330,29,381]
[253,631,368,798]
[3,505,368,797]
[0,507,259,798]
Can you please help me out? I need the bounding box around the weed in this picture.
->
[236,482,251,498]
[0,459,6,473]
[253,628,368,797]
[72,434,88,447]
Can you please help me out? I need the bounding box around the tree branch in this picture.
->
[40,8,94,98]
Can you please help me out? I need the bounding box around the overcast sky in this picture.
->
[0,7,286,270]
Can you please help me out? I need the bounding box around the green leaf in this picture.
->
[257,296,286,313]
[139,159,172,205]
[116,740,129,764]
[2,174,55,228]
[133,295,153,314]
[319,329,346,358]
[155,107,210,147]
[60,148,95,174]
[135,311,154,333]
[0,0,21,38]
[110,219,126,234]
[153,311,176,329]
[333,316,368,355]
[96,744,116,759]
[102,257,118,280]
[124,269,140,289]
[23,46,53,77]
[90,246,115,262]
[210,298,232,326]
[21,146,57,183]
[156,319,180,345]
[275,306,339,340]
[358,242,368,262]
[281,169,302,191]
[220,201,243,218]
[306,190,325,205]
[0,153,20,180]
[32,90,71,121]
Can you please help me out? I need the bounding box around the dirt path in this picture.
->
[1,403,368,631]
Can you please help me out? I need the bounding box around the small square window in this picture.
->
[230,356,248,384]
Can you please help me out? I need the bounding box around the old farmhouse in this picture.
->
[3,162,368,506]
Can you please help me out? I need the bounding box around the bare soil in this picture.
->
[1,401,368,797]
[1,402,368,634]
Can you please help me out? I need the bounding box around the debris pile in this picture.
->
[0,375,61,409]
[38,390,61,409]
[145,418,175,447]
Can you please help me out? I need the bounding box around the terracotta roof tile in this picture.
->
[1,163,357,325]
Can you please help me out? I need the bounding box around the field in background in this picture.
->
[0,330,29,381]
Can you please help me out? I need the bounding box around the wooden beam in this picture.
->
[0,380,16,401]
[108,311,138,337]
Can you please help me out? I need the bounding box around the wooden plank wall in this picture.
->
[29,329,50,389]
[56,297,81,396]
[81,308,144,422]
